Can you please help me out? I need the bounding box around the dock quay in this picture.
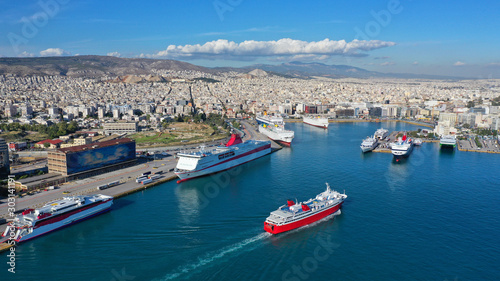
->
[0,242,11,253]
[284,118,435,128]
[0,121,280,233]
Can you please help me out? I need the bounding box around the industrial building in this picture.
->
[103,122,138,135]
[48,138,136,180]
[0,138,10,179]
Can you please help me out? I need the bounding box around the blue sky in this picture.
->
[1,0,499,78]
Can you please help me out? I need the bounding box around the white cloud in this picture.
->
[18,51,35,57]
[454,61,466,66]
[381,62,395,66]
[40,48,70,57]
[412,61,419,65]
[107,52,121,57]
[145,38,396,60]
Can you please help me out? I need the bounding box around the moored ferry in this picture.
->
[1,194,113,243]
[440,135,457,148]
[264,183,347,234]
[174,134,271,182]
[374,128,389,140]
[258,123,295,146]
[391,135,414,158]
[303,116,329,129]
[360,136,379,152]
[256,114,284,126]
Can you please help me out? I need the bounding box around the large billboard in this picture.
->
[66,142,135,174]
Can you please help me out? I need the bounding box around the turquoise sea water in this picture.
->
[2,122,500,281]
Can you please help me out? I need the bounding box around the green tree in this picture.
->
[43,142,50,148]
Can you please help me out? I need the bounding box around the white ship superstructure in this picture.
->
[175,134,271,182]
[374,128,389,140]
[258,124,295,146]
[360,136,379,152]
[440,135,457,148]
[2,194,113,242]
[303,116,329,129]
[256,114,284,126]
[391,135,414,158]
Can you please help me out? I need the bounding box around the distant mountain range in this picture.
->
[0,55,212,78]
[0,55,464,80]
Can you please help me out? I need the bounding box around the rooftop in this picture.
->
[56,137,134,154]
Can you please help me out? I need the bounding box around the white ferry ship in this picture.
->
[303,116,329,129]
[174,134,271,182]
[264,183,347,234]
[258,124,295,146]
[256,114,284,126]
[1,194,113,243]
[391,135,414,158]
[440,135,457,148]
[374,128,389,140]
[360,136,379,153]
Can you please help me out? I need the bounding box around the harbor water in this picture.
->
[2,121,500,281]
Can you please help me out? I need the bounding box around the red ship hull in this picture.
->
[303,122,328,129]
[264,202,343,234]
[273,139,291,147]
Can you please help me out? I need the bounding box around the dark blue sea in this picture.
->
[2,122,500,281]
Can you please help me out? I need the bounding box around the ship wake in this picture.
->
[158,232,271,280]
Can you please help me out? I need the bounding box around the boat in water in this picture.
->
[360,136,379,152]
[303,116,329,129]
[1,194,113,243]
[258,123,295,146]
[374,128,389,140]
[256,114,284,126]
[391,134,414,158]
[413,138,423,146]
[174,133,271,182]
[264,183,347,235]
[440,135,457,148]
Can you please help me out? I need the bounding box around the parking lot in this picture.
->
[458,137,500,153]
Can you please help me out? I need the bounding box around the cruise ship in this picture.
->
[391,135,414,158]
[258,124,295,146]
[303,116,329,129]
[360,136,379,153]
[1,194,113,243]
[440,135,457,148]
[374,128,389,140]
[264,183,347,235]
[256,114,284,126]
[174,134,271,182]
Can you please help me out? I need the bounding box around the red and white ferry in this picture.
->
[264,183,346,234]
[174,134,271,183]
[1,194,113,242]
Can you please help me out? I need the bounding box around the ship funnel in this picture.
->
[226,133,243,147]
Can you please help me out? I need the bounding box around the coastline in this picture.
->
[284,118,435,128]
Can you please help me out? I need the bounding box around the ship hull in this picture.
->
[258,126,294,147]
[274,140,291,147]
[391,145,413,158]
[175,143,271,182]
[264,202,343,234]
[303,121,329,129]
[13,199,113,242]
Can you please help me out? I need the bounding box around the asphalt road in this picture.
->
[0,156,178,223]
